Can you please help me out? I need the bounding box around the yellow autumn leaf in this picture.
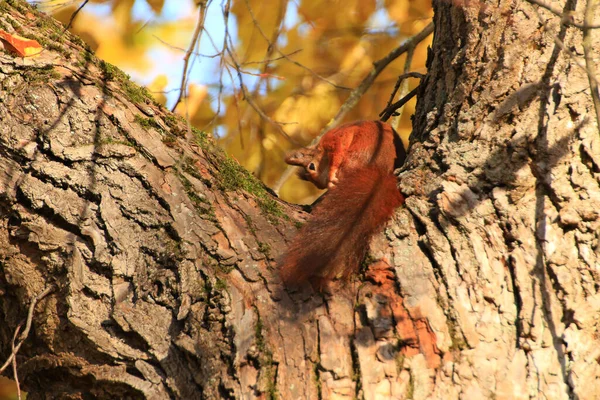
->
[231,0,287,63]
[175,84,216,128]
[111,0,135,30]
[23,46,43,57]
[44,0,433,203]
[147,74,169,106]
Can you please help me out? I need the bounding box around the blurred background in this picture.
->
[35,0,432,203]
[0,1,432,396]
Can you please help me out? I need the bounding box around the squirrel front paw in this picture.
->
[328,173,339,188]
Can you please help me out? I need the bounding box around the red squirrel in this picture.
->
[280,120,406,286]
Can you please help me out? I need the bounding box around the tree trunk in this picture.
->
[0,0,599,399]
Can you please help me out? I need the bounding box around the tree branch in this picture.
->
[526,0,600,29]
[171,1,210,113]
[63,0,90,32]
[0,285,56,374]
[382,71,425,123]
[583,0,600,138]
[380,85,420,122]
[272,21,434,193]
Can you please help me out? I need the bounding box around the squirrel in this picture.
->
[280,120,406,287]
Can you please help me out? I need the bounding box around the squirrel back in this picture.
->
[280,166,404,286]
[286,121,405,189]
[281,120,405,287]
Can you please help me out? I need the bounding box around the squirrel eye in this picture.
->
[308,162,316,171]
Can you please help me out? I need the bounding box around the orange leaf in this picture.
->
[145,0,165,14]
[0,30,42,57]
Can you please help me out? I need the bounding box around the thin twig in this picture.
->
[527,0,600,29]
[380,86,420,121]
[171,1,210,112]
[384,72,424,114]
[535,9,600,87]
[226,45,299,144]
[272,21,434,193]
[153,35,222,58]
[390,47,416,129]
[243,0,351,91]
[242,49,302,65]
[11,324,22,400]
[326,21,433,133]
[528,0,600,93]
[243,0,289,164]
[583,0,600,138]
[216,0,244,146]
[223,21,299,145]
[0,285,56,374]
[63,0,90,32]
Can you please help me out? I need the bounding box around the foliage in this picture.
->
[34,0,432,203]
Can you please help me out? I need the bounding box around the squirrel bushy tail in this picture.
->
[280,167,404,285]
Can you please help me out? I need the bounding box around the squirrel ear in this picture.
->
[285,150,306,166]
[285,147,319,167]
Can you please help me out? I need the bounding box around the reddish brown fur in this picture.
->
[280,167,404,284]
[281,121,405,286]
[285,120,400,189]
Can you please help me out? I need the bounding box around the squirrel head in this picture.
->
[285,147,330,189]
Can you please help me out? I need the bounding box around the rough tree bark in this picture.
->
[0,0,599,399]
